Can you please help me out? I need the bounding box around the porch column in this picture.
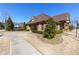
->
[64,16,70,31]
[37,24,42,31]
[43,24,46,30]
[57,25,60,30]
[64,23,69,31]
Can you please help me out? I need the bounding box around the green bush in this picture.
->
[69,25,73,31]
[32,30,37,33]
[32,30,43,34]
[43,18,56,39]
[26,29,29,31]
[56,30,63,34]
[37,31,43,34]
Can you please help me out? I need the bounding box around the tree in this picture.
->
[43,18,56,39]
[5,16,14,31]
[0,22,4,29]
[69,25,74,31]
[23,22,26,30]
[74,17,79,37]
[75,20,78,37]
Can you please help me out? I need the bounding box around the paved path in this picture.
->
[5,32,40,55]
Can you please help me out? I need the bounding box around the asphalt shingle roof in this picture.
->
[27,13,69,24]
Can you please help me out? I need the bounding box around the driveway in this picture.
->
[2,31,40,55]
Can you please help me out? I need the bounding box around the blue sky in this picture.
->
[0,3,79,23]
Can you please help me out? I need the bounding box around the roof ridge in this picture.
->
[38,13,49,17]
[52,13,69,17]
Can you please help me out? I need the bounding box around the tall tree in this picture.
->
[5,16,14,31]
[0,22,4,29]
[23,22,26,30]
[74,17,79,37]
[43,18,56,39]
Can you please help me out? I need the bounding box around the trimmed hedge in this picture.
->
[32,30,43,34]
[26,29,29,31]
[36,31,43,34]
[56,30,63,34]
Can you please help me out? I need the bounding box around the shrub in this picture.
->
[43,18,56,39]
[32,30,43,34]
[36,31,43,34]
[69,25,73,31]
[26,29,29,31]
[56,30,63,34]
[32,30,37,33]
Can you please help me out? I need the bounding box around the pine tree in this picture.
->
[0,22,4,29]
[23,22,26,30]
[43,18,56,39]
[5,16,14,31]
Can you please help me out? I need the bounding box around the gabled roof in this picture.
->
[52,13,69,22]
[27,13,70,24]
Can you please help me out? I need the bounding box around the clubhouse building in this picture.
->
[26,13,70,31]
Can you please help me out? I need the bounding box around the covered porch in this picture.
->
[27,21,68,31]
